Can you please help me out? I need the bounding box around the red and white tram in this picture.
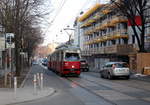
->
[47,46,81,77]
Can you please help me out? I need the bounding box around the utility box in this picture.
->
[143,67,150,75]
[137,53,150,74]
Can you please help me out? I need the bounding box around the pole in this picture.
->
[33,74,37,95]
[9,36,12,88]
[14,77,17,98]
[40,73,43,90]
[9,35,12,72]
[4,56,7,87]
[37,73,40,87]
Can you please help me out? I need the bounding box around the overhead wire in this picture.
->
[43,0,68,36]
[65,0,94,26]
[43,0,97,43]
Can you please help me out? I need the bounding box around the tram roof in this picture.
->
[56,44,80,50]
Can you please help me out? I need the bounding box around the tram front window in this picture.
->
[65,53,80,61]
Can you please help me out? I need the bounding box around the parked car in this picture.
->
[99,62,130,79]
[80,59,89,72]
[32,60,38,65]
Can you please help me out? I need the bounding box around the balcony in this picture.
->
[78,4,102,22]
[111,16,128,24]
[82,44,136,56]
[84,29,94,35]
[105,44,136,55]
[84,31,128,45]
[102,9,111,15]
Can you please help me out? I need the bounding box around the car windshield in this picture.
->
[43,59,48,62]
[65,53,80,61]
[115,63,128,68]
[81,60,86,63]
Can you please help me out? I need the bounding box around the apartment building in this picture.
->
[77,3,137,72]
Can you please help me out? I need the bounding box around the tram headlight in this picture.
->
[72,65,75,68]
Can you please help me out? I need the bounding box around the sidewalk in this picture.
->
[0,68,55,105]
[131,73,150,82]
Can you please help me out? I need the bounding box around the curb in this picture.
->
[5,88,56,105]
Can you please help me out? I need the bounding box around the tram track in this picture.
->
[82,73,150,93]
[65,73,150,104]
[65,77,117,105]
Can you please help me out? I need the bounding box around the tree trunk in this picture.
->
[131,26,141,51]
[15,43,21,76]
[140,14,146,52]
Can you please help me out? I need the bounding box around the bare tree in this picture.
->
[0,0,50,76]
[111,0,150,52]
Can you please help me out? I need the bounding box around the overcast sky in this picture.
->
[43,0,109,45]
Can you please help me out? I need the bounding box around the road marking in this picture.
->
[20,68,32,88]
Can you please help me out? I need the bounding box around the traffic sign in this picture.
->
[6,33,15,48]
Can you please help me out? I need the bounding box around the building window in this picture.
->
[112,40,116,45]
[96,43,99,48]
[103,42,106,46]
[123,38,128,44]
[118,39,121,44]
[122,23,127,29]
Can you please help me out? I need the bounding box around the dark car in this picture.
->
[42,58,48,66]
[80,60,89,72]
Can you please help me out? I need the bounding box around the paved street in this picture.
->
[69,72,150,105]
[14,65,112,105]
[11,64,150,105]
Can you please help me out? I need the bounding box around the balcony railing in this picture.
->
[111,16,128,24]
[81,44,136,56]
[84,29,128,45]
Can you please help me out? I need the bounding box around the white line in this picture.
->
[20,68,32,88]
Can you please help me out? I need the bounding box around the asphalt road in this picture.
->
[13,64,150,105]
[13,65,112,105]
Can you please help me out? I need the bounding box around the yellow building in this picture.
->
[78,3,136,72]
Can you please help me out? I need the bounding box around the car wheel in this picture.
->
[100,74,104,78]
[86,68,89,72]
[108,73,113,80]
[125,76,130,80]
[81,69,84,72]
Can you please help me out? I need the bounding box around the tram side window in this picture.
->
[65,53,80,61]
[61,52,63,61]
[57,52,59,61]
[59,52,62,61]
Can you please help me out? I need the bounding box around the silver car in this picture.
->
[99,62,130,79]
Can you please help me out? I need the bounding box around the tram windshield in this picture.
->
[65,53,80,61]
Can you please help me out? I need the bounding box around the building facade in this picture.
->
[76,2,150,72]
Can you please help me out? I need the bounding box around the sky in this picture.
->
[43,0,109,45]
